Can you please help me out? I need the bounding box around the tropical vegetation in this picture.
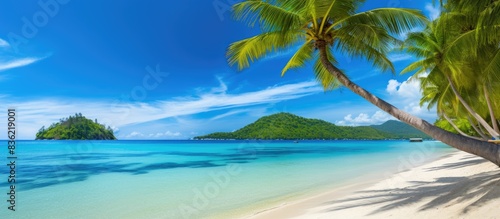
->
[227,0,500,166]
[36,113,116,140]
[401,0,500,141]
[195,113,429,140]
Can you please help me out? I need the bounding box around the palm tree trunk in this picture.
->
[484,86,500,134]
[316,40,500,166]
[446,75,500,138]
[467,115,490,140]
[443,114,485,140]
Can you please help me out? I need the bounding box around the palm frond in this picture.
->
[277,0,319,27]
[400,58,435,75]
[227,31,304,70]
[333,8,428,35]
[324,0,362,21]
[482,48,500,81]
[281,40,314,76]
[335,24,396,73]
[444,28,477,62]
[233,0,303,31]
[476,0,500,44]
[404,31,440,53]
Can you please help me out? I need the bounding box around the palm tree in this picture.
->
[415,70,483,139]
[401,17,500,139]
[227,0,500,166]
[398,2,500,140]
[441,0,500,133]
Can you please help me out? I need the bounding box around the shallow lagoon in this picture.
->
[0,140,454,218]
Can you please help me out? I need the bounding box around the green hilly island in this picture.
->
[195,113,429,140]
[369,120,430,139]
[36,113,116,140]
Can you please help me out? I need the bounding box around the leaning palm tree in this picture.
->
[227,0,500,166]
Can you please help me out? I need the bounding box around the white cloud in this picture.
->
[386,78,421,99]
[336,111,393,126]
[0,57,45,72]
[157,131,181,137]
[425,3,441,20]
[210,109,251,121]
[0,38,9,47]
[0,80,322,139]
[263,44,302,60]
[0,38,48,72]
[386,79,402,95]
[385,74,436,119]
[352,70,380,81]
[388,54,413,62]
[210,76,228,94]
[126,131,144,138]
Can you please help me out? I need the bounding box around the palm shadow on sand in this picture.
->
[322,155,500,216]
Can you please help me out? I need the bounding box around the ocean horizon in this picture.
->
[0,140,455,218]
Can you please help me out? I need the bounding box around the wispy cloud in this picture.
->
[0,38,49,72]
[425,3,441,21]
[0,80,322,139]
[119,81,321,126]
[388,54,413,62]
[0,38,9,47]
[262,44,302,60]
[210,76,228,94]
[352,70,381,81]
[0,57,45,72]
[210,109,252,121]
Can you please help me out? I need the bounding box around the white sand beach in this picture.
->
[245,151,500,219]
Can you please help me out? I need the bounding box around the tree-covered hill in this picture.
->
[195,113,428,140]
[36,113,116,140]
[370,120,430,139]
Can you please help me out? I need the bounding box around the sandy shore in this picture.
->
[245,151,500,219]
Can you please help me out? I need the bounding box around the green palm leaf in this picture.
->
[233,0,303,31]
[333,8,427,35]
[281,40,314,76]
[227,31,304,70]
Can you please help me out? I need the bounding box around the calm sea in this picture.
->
[0,140,455,218]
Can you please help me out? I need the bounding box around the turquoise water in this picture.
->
[0,140,454,219]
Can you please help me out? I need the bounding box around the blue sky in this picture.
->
[0,0,440,140]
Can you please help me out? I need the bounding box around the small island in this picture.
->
[36,113,116,140]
